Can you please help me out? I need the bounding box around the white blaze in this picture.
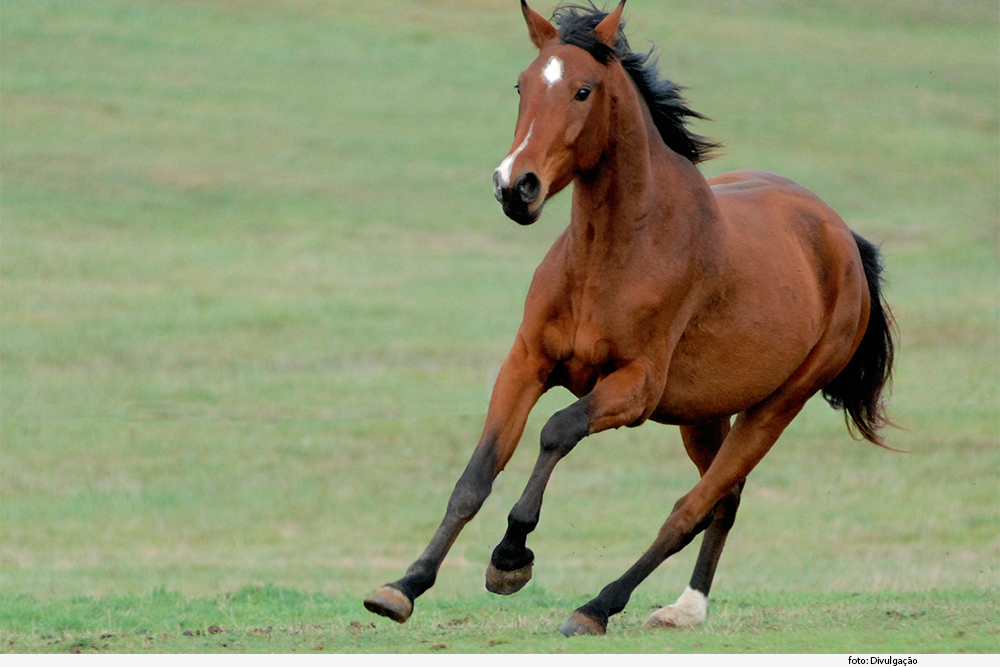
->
[495,121,534,187]
[542,56,563,87]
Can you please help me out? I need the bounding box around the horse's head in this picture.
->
[493,1,626,225]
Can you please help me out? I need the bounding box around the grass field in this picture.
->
[2,0,998,654]
[2,588,996,653]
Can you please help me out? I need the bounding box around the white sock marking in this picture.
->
[495,121,533,186]
[673,586,708,620]
[542,56,563,87]
[646,586,708,628]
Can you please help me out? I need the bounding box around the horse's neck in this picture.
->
[568,87,717,270]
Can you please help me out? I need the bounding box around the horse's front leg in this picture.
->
[363,337,548,623]
[485,361,654,596]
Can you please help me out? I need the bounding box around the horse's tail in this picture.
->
[821,231,898,449]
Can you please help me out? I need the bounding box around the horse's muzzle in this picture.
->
[494,170,543,225]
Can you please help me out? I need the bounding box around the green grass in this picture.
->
[2,0,998,654]
[2,587,997,653]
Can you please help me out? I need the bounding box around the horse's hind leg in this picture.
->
[646,482,743,627]
[647,420,744,628]
[559,397,807,637]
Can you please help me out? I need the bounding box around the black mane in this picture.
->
[552,3,719,164]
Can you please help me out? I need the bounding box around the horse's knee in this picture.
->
[447,486,487,521]
[540,401,590,456]
[447,459,494,520]
[446,446,497,521]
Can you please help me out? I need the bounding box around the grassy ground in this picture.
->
[2,0,998,654]
[2,588,997,653]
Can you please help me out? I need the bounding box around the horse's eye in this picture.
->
[515,84,521,95]
[574,87,592,102]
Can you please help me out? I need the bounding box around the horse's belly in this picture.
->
[653,297,821,424]
[654,347,801,424]
[653,361,786,424]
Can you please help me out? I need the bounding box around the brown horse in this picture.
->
[365,0,895,636]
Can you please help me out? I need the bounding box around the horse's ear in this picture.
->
[521,0,557,49]
[593,0,626,48]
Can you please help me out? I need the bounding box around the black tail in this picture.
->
[822,232,897,448]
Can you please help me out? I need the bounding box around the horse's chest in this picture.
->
[543,318,619,396]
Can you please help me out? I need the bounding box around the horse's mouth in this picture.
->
[502,200,543,225]
[495,187,544,225]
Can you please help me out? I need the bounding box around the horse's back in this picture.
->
[708,170,861,281]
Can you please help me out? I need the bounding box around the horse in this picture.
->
[364,0,895,636]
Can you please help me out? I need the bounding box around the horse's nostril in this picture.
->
[515,172,541,204]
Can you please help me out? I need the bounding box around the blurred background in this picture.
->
[1,0,997,605]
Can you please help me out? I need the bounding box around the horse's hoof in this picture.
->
[559,611,606,637]
[645,587,707,629]
[363,585,413,624]
[645,606,699,628]
[485,560,533,595]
